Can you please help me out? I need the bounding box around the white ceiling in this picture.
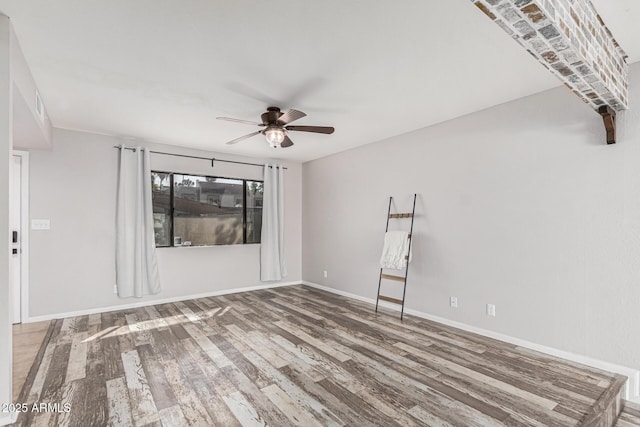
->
[0,0,637,162]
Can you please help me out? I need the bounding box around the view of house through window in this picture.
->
[151,171,263,247]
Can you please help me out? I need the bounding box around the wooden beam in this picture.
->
[598,106,616,145]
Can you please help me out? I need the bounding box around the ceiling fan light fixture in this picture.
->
[264,126,285,148]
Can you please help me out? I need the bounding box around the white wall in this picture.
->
[10,24,51,151]
[303,62,640,371]
[28,128,301,318]
[0,14,13,426]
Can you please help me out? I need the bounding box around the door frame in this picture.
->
[12,150,29,323]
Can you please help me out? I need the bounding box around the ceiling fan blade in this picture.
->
[277,109,306,125]
[280,135,294,148]
[225,130,262,145]
[217,117,264,126]
[285,125,334,134]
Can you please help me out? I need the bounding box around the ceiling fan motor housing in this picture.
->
[262,107,284,125]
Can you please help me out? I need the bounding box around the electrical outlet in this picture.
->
[323,270,328,279]
[113,285,118,294]
[450,296,458,308]
[487,304,496,317]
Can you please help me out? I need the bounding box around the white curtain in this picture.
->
[260,164,287,281]
[116,145,161,297]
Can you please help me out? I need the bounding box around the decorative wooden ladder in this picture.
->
[375,194,417,320]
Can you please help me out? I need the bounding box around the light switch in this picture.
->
[31,219,50,230]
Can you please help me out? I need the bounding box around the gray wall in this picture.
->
[28,128,302,318]
[303,63,640,370]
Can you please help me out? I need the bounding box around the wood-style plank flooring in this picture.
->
[616,402,640,426]
[12,285,630,426]
[12,321,51,401]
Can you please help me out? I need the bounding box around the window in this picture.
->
[151,172,171,246]
[151,171,264,247]
[246,181,264,244]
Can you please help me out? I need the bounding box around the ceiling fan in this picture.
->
[217,107,335,148]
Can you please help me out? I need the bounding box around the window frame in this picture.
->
[151,170,263,248]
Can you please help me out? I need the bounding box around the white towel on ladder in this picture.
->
[379,231,412,270]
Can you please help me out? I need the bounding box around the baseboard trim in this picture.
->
[302,281,640,403]
[25,281,300,323]
[0,412,18,426]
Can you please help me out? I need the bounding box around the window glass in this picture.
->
[151,171,263,247]
[151,172,172,247]
[173,174,244,246]
[246,181,264,243]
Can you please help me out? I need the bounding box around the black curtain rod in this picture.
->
[113,145,287,169]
